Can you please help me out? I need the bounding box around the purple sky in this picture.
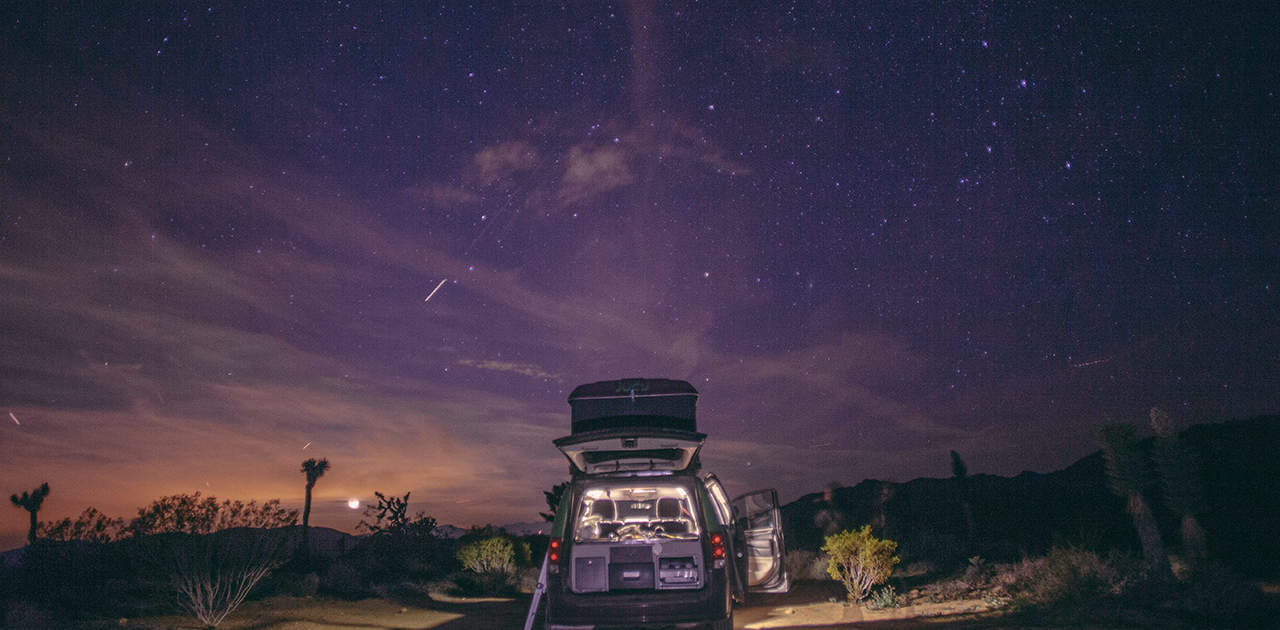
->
[2,2,1277,549]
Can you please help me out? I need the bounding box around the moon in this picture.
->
[347,498,360,509]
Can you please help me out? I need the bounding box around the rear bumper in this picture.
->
[545,569,730,628]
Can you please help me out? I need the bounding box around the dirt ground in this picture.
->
[116,581,1017,630]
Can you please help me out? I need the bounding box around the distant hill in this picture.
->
[781,414,1280,578]
[432,521,551,538]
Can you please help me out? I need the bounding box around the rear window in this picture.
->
[574,483,701,542]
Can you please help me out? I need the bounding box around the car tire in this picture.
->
[707,612,733,630]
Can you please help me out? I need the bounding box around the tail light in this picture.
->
[710,533,726,568]
[548,537,563,574]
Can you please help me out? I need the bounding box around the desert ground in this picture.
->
[104,582,1046,630]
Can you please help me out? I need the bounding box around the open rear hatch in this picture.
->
[554,428,706,475]
[557,378,704,475]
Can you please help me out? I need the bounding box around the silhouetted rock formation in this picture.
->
[782,414,1279,577]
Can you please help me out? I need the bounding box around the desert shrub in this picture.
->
[354,491,446,582]
[321,559,367,598]
[163,528,294,628]
[448,570,517,596]
[915,578,974,603]
[1000,546,1125,608]
[515,566,541,594]
[10,538,147,616]
[964,555,993,585]
[457,536,515,575]
[822,525,900,602]
[865,584,900,610]
[785,549,829,581]
[261,570,319,597]
[39,507,124,543]
[129,494,296,537]
[450,536,516,596]
[130,494,297,628]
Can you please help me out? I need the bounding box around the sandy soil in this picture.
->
[116,583,1012,630]
[122,593,527,630]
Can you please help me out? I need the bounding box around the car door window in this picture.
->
[700,474,733,527]
[731,488,790,593]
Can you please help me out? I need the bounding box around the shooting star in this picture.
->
[8,411,18,425]
[424,278,448,303]
[302,441,312,450]
[1072,357,1112,368]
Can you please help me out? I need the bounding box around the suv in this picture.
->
[542,378,789,629]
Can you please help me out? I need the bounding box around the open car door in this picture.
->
[731,489,790,593]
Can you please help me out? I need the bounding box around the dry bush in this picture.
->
[996,547,1127,607]
[164,528,293,628]
[132,494,298,628]
[784,549,829,581]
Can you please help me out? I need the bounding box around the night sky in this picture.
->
[2,2,1277,549]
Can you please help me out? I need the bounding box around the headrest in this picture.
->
[590,498,616,520]
[657,497,681,518]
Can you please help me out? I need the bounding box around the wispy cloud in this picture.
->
[457,358,560,380]
[472,141,539,185]
[559,143,634,204]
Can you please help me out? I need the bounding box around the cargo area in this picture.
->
[567,479,707,593]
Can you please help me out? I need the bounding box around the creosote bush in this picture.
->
[822,525,900,602]
[457,536,515,576]
[451,536,517,596]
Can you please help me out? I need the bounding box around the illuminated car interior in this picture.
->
[573,484,701,542]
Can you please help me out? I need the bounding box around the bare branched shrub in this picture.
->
[130,494,298,628]
[822,525,900,602]
[166,528,293,628]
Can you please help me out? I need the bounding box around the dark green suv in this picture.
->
[541,379,789,630]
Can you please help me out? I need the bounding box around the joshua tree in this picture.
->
[539,481,570,522]
[1099,424,1171,579]
[950,450,976,554]
[9,482,51,545]
[1150,407,1209,566]
[300,458,330,560]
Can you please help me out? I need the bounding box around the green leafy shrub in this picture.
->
[822,525,900,602]
[865,584,900,610]
[457,536,515,575]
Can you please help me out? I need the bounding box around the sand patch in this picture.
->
[744,597,1003,628]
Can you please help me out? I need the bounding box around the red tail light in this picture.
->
[548,537,562,563]
[710,533,726,559]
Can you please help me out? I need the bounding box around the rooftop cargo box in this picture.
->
[557,378,703,475]
[567,378,699,434]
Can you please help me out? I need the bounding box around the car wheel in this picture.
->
[707,611,733,630]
